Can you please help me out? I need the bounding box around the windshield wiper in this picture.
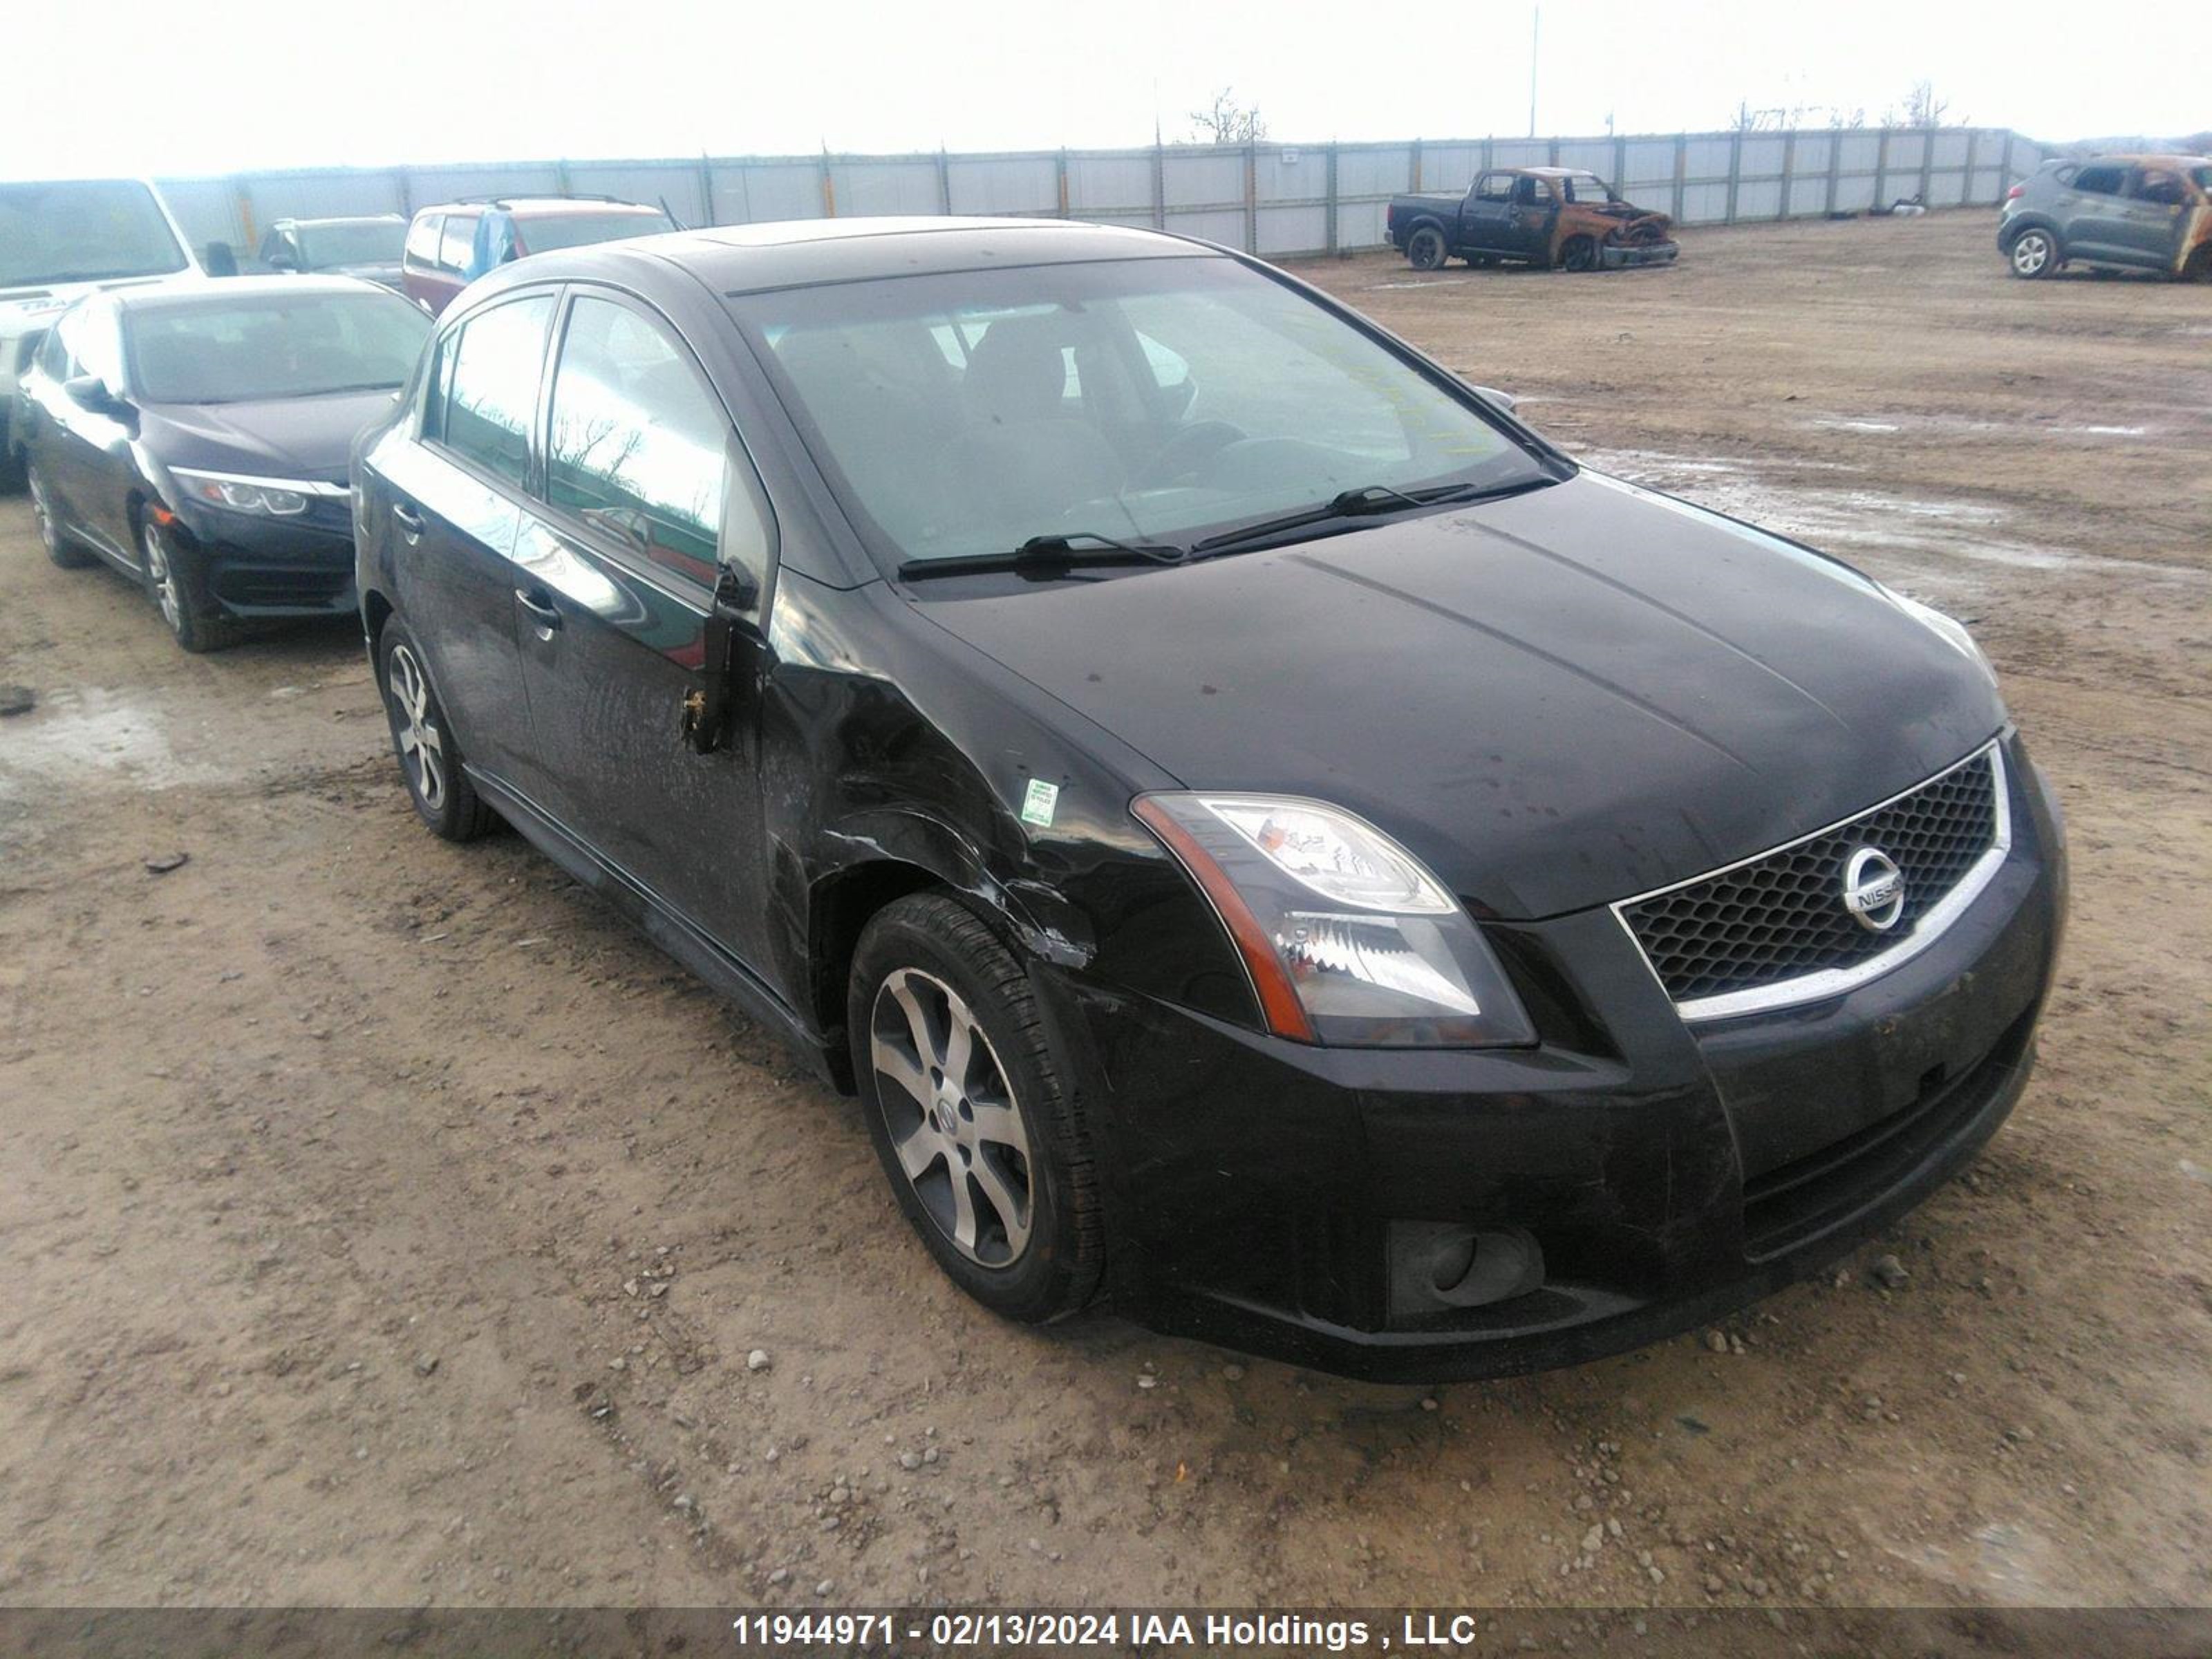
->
[1190,476,1558,559]
[899,531,1189,581]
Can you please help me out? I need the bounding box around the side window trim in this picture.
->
[418,285,563,494]
[537,281,780,610]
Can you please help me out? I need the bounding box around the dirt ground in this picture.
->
[1,210,2207,1618]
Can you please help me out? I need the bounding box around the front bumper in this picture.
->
[174,498,358,618]
[1044,734,2063,1381]
[1602,239,1680,269]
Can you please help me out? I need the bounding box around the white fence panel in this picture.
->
[160,126,2036,261]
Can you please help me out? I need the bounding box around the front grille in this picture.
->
[1621,747,2003,1006]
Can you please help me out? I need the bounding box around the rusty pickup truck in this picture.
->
[1387,167,1678,272]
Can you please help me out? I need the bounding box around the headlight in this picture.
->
[1890,590,1996,684]
[1133,793,1535,1049]
[170,467,313,517]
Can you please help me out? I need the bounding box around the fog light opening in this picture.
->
[1387,1221,1546,1322]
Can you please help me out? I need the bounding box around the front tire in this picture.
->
[1559,236,1600,272]
[378,622,497,841]
[139,518,241,653]
[28,466,93,569]
[2008,227,2058,280]
[1405,226,1449,271]
[849,893,1103,1324]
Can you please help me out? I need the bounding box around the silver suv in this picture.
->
[1998,153,2212,281]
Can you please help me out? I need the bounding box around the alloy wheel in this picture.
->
[2012,232,2051,277]
[140,522,184,632]
[869,966,1034,1268]
[386,641,448,812]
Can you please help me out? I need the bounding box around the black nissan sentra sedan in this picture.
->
[21,275,429,650]
[351,218,2065,1380]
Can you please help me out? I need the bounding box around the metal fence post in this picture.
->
[1481,135,1494,177]
[1151,141,1165,229]
[1056,149,1070,218]
[1547,136,1560,167]
[1918,127,1935,205]
[1999,129,2015,192]
[1725,130,1743,223]
[1411,137,1423,193]
[696,156,715,226]
[1824,129,1841,216]
[1777,129,1795,219]
[1964,129,1981,205]
[1873,129,1890,210]
[1672,133,1687,223]
[1613,135,1627,192]
[818,151,836,218]
[1325,143,1340,255]
[1243,141,1258,254]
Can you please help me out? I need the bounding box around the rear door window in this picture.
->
[2072,165,2127,196]
[429,293,553,487]
[544,293,731,589]
[404,214,442,270]
[438,213,478,274]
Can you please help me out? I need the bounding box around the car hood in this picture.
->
[140,389,404,484]
[918,472,2007,920]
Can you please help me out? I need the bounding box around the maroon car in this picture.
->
[400,196,675,315]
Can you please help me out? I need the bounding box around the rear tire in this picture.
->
[849,893,1104,1324]
[1406,226,1449,271]
[2007,227,2058,280]
[28,466,93,569]
[377,622,498,841]
[140,518,242,653]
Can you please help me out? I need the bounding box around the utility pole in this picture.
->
[1528,6,1540,138]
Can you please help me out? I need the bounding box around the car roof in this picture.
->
[418,196,664,216]
[2065,153,2212,169]
[110,274,404,311]
[456,216,1219,303]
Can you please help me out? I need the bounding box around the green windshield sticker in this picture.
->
[1020,779,1060,828]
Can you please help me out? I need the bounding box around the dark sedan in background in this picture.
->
[259,214,409,290]
[21,274,429,650]
[352,218,2064,1380]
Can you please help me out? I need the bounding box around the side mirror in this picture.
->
[63,373,129,414]
[1471,384,1519,416]
[266,248,299,272]
[203,241,241,279]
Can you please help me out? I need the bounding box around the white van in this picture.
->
[1,178,225,490]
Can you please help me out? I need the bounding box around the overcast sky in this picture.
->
[8,0,2200,180]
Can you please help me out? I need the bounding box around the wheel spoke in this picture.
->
[946,1165,979,1251]
[872,1042,931,1107]
[968,1100,1025,1152]
[893,1123,941,1181]
[941,1015,975,1096]
[417,722,443,757]
[971,1152,1030,1252]
[887,975,940,1069]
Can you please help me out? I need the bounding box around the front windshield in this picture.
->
[1559,173,1616,203]
[521,211,675,253]
[734,256,1544,566]
[126,290,431,404]
[299,221,405,268]
[0,180,188,289]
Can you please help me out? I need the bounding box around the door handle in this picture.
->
[516,585,563,632]
[391,502,425,543]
